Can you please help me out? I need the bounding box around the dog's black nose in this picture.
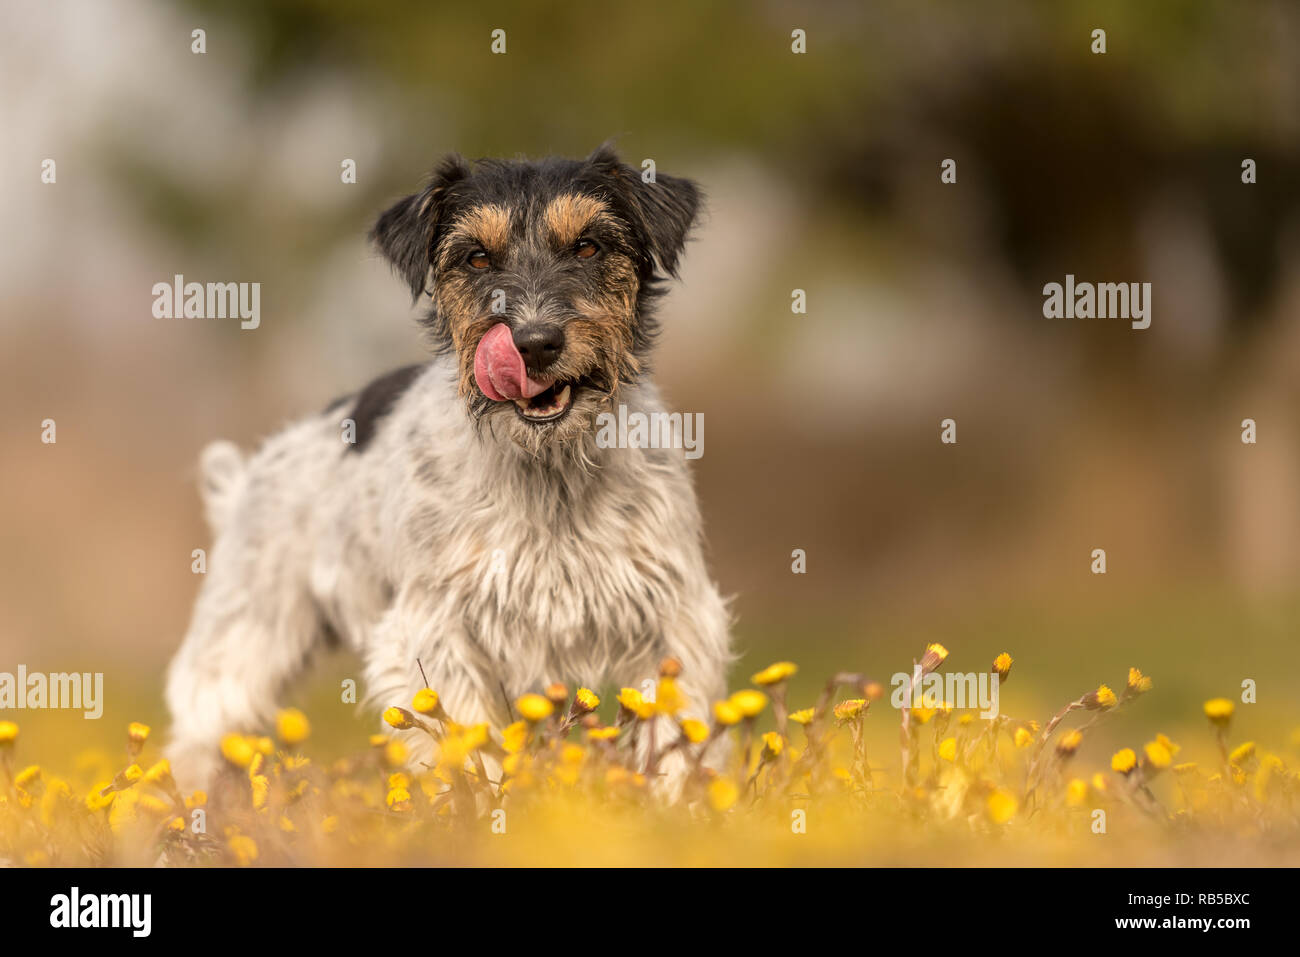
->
[512,323,565,372]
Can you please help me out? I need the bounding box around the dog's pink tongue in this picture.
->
[473,323,552,401]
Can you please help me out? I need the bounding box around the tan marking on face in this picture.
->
[450,204,513,256]
[543,194,609,248]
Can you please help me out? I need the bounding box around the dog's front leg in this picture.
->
[363,593,510,789]
[620,587,734,801]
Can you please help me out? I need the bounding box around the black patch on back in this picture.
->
[334,363,427,454]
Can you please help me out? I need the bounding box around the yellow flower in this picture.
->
[544,682,569,705]
[1127,668,1153,694]
[85,783,115,812]
[127,722,151,747]
[1091,772,1109,792]
[220,734,256,768]
[437,732,474,771]
[1014,727,1034,749]
[832,698,867,723]
[1229,741,1256,767]
[761,732,785,759]
[587,726,620,741]
[654,677,686,715]
[228,835,259,866]
[707,777,739,811]
[461,723,489,752]
[992,653,1013,683]
[14,765,41,790]
[386,787,412,810]
[788,708,815,726]
[986,789,1018,824]
[142,759,174,787]
[516,693,554,723]
[383,739,408,767]
[410,688,440,715]
[728,689,769,719]
[920,643,949,673]
[1066,778,1089,807]
[250,774,269,809]
[0,721,17,745]
[276,708,311,745]
[911,705,937,725]
[1111,748,1137,775]
[1154,733,1180,758]
[1056,729,1084,757]
[1204,698,1235,726]
[574,688,600,712]
[680,719,709,744]
[501,721,529,753]
[1143,739,1172,770]
[751,661,798,686]
[938,737,958,762]
[383,707,417,730]
[712,700,742,726]
[1083,685,1117,710]
[321,815,339,834]
[618,688,654,720]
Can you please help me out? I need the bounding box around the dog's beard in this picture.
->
[470,383,614,465]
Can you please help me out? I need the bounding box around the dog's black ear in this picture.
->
[587,142,701,277]
[371,154,471,300]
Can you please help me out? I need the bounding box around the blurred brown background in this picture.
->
[3,0,1299,760]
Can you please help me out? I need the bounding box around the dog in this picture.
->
[164,144,733,792]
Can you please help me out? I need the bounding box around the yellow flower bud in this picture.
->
[516,693,554,723]
[276,708,311,745]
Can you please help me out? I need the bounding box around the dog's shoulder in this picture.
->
[325,363,430,453]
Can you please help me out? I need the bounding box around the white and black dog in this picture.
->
[164,145,732,790]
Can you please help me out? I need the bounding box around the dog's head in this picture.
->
[371,144,700,450]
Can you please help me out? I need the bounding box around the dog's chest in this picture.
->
[483,503,677,636]
[432,471,687,677]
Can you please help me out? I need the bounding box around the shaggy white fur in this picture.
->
[164,357,733,792]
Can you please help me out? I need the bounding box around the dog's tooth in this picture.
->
[556,384,571,407]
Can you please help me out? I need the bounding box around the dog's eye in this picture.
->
[467,249,491,270]
[574,239,599,260]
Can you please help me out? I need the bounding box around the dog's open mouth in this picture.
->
[513,381,575,423]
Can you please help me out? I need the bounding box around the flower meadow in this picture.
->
[2,645,1297,867]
